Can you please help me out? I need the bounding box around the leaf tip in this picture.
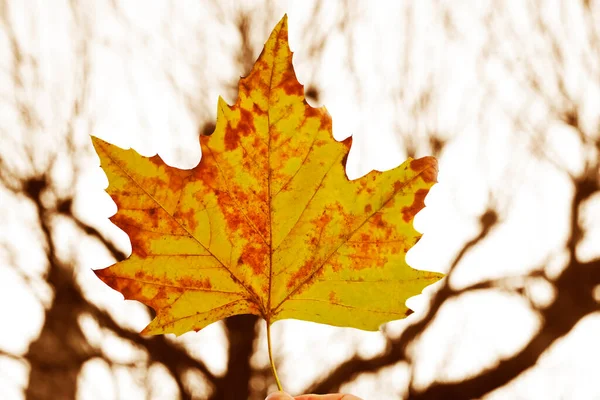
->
[92,267,109,281]
[279,13,288,28]
[270,14,289,44]
[140,325,156,336]
[340,140,352,167]
[216,95,231,111]
[89,135,105,152]
[410,156,438,184]
[141,320,190,337]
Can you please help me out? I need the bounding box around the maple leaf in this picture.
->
[92,15,442,344]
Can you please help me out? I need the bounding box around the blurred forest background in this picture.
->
[1,0,599,399]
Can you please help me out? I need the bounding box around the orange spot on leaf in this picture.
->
[401,188,429,222]
[371,213,385,228]
[320,114,333,132]
[341,136,352,150]
[287,260,313,290]
[328,291,339,303]
[238,108,254,136]
[280,67,303,97]
[224,123,239,151]
[148,154,165,169]
[410,157,438,183]
[224,108,254,151]
[179,276,212,290]
[316,212,333,229]
[174,207,198,233]
[239,243,267,275]
[252,103,266,116]
[304,106,321,119]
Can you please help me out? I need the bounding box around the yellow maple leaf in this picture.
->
[92,14,443,388]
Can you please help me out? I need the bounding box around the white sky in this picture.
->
[1,1,599,399]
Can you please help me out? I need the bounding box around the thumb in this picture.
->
[265,391,294,400]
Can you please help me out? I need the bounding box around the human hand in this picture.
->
[265,391,363,400]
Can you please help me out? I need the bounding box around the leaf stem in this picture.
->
[267,321,283,391]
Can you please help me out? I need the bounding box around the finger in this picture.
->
[265,391,294,400]
[295,394,363,400]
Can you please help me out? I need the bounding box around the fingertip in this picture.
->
[265,391,294,400]
[295,394,363,400]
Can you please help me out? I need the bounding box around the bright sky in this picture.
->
[1,0,599,399]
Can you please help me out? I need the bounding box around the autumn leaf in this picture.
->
[91,15,442,340]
